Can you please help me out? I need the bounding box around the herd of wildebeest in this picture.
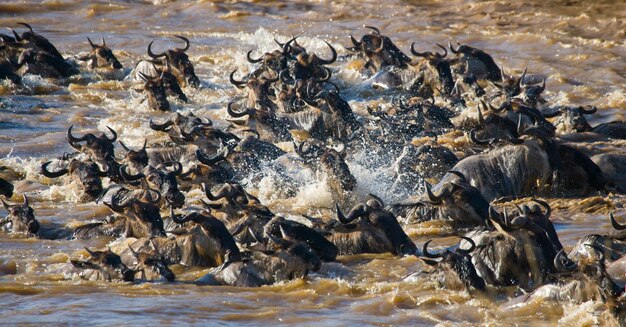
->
[1,23,626,318]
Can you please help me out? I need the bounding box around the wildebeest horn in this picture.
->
[84,247,97,257]
[335,203,368,224]
[410,42,429,58]
[274,38,285,48]
[448,41,459,54]
[519,67,527,87]
[41,161,69,178]
[149,118,174,131]
[147,41,166,58]
[457,237,476,254]
[424,182,442,204]
[247,50,263,63]
[104,126,117,142]
[541,107,562,118]
[169,162,183,175]
[447,170,467,183]
[282,36,299,55]
[101,36,106,47]
[174,35,190,52]
[610,213,626,230]
[366,193,384,208]
[476,102,485,125]
[66,125,88,143]
[97,163,110,177]
[422,240,442,259]
[229,69,247,88]
[169,205,190,224]
[226,102,252,118]
[469,129,490,146]
[581,106,597,115]
[435,43,447,58]
[22,194,29,207]
[196,148,227,166]
[314,41,337,65]
[1,197,9,210]
[349,35,361,48]
[531,199,551,218]
[119,165,145,182]
[553,249,576,273]
[87,37,97,49]
[365,26,380,35]
[17,22,34,33]
[119,141,130,152]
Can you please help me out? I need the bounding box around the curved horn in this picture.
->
[119,141,130,152]
[147,41,166,58]
[366,193,385,208]
[457,237,476,254]
[101,36,106,47]
[96,163,110,177]
[447,170,467,183]
[349,35,362,49]
[314,41,337,65]
[519,67,527,87]
[422,240,442,259]
[553,249,576,273]
[282,36,299,55]
[229,69,247,89]
[87,37,97,49]
[84,247,98,257]
[246,50,263,63]
[66,125,88,143]
[448,41,459,54]
[226,102,251,118]
[104,126,117,142]
[174,35,190,52]
[531,199,551,218]
[410,42,429,58]
[202,183,227,201]
[16,22,34,33]
[365,26,380,35]
[149,118,174,131]
[22,194,29,207]
[580,106,597,115]
[469,129,490,146]
[41,161,69,178]
[119,165,145,182]
[609,213,626,231]
[424,182,442,204]
[335,203,368,224]
[435,43,447,58]
[169,162,183,175]
[196,148,227,166]
[476,102,485,125]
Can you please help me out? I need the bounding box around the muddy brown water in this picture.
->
[0,0,625,325]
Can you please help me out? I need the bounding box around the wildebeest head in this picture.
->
[71,247,135,282]
[41,159,109,202]
[421,237,486,291]
[16,48,78,78]
[247,48,288,75]
[335,194,417,256]
[148,35,201,88]
[139,71,170,111]
[107,191,165,238]
[348,26,411,71]
[410,43,454,96]
[229,69,278,108]
[520,78,546,108]
[85,37,122,69]
[66,125,117,162]
[391,171,489,228]
[264,216,338,262]
[1,194,38,235]
[448,41,502,82]
[267,230,322,275]
[127,240,175,282]
[119,163,186,209]
[283,37,337,80]
[541,105,596,133]
[320,148,357,194]
[492,67,526,100]
[119,139,148,172]
[0,56,22,84]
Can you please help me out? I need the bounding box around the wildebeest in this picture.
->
[543,105,626,139]
[76,37,122,69]
[347,26,412,72]
[447,41,502,82]
[127,241,175,282]
[70,247,135,282]
[41,159,109,202]
[147,35,201,88]
[1,194,38,235]
[329,194,417,256]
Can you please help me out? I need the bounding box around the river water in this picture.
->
[0,0,625,325]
